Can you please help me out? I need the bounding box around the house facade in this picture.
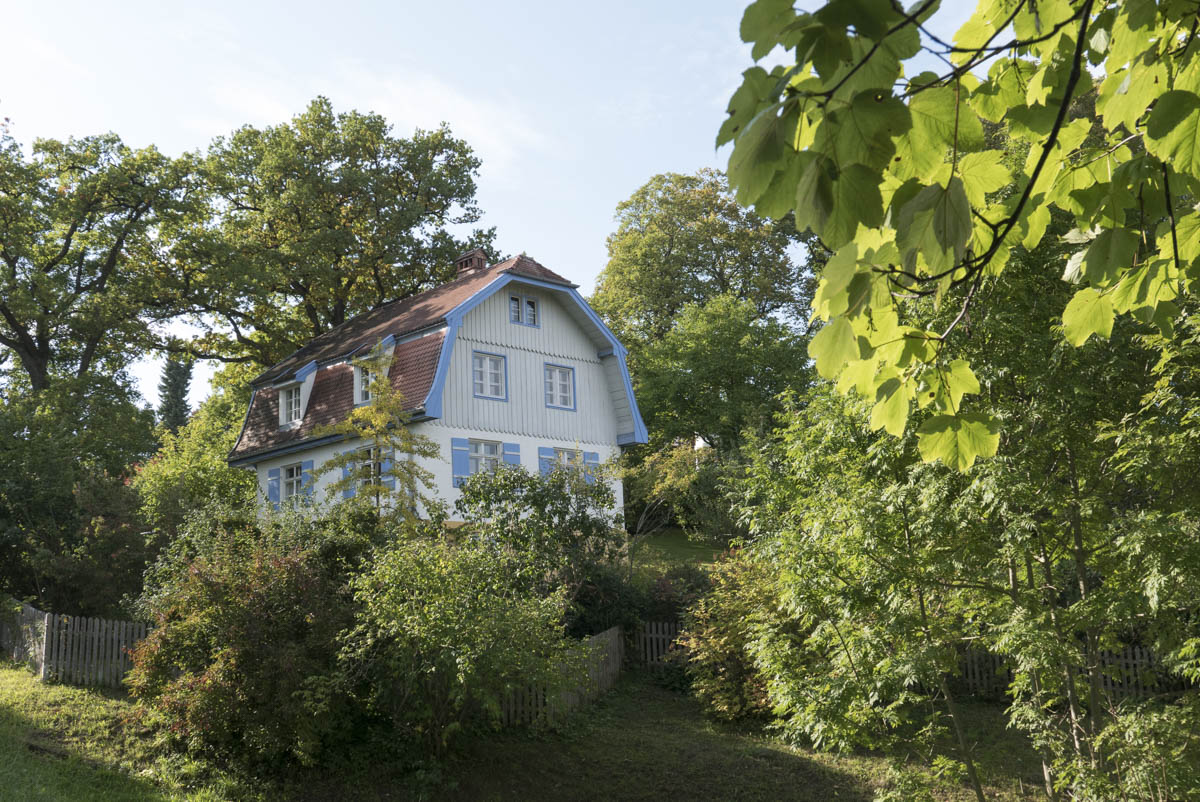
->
[226,250,647,514]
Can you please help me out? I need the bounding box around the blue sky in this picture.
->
[2,1,969,408]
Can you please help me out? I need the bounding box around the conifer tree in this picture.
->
[157,356,192,434]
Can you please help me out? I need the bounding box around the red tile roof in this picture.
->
[229,331,445,462]
[252,256,574,387]
[229,255,571,463]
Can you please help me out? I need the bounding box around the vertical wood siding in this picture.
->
[439,290,619,444]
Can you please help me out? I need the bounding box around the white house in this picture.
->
[227,249,647,515]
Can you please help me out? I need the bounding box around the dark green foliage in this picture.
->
[156,356,192,434]
[0,128,199,394]
[454,465,625,605]
[174,97,498,367]
[128,502,384,768]
[0,375,157,616]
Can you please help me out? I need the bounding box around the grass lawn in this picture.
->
[634,527,722,574]
[1,662,1043,801]
[441,672,1043,802]
[0,663,238,802]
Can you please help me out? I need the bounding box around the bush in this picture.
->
[342,535,584,755]
[568,562,650,638]
[677,550,779,721]
[127,503,380,767]
[625,443,747,546]
[455,464,625,605]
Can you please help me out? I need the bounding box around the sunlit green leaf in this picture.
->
[1062,287,1115,346]
[916,413,1001,471]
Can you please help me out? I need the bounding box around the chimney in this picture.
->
[454,248,489,277]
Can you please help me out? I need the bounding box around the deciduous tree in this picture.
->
[0,128,199,392]
[174,97,496,367]
[721,0,1200,469]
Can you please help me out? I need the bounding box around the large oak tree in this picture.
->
[173,97,496,367]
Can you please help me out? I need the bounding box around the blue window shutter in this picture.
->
[301,460,314,497]
[267,467,281,508]
[502,442,520,467]
[451,437,470,487]
[381,453,395,490]
[583,452,600,484]
[538,446,555,476]
[340,453,355,499]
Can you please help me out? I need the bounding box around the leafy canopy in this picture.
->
[722,0,1200,470]
[591,168,816,348]
[0,129,199,392]
[173,97,496,367]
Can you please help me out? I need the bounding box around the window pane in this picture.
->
[510,296,521,322]
[525,298,537,325]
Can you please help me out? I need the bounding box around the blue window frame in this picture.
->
[543,363,576,410]
[508,293,540,327]
[472,351,507,401]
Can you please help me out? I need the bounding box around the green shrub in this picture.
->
[677,550,778,721]
[455,464,625,605]
[568,562,650,638]
[127,503,378,768]
[342,535,584,755]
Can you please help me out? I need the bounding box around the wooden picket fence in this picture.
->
[957,644,1190,702]
[1,600,148,689]
[0,601,46,671]
[501,624,625,726]
[638,620,681,668]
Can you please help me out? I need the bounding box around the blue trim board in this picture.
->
[615,351,648,443]
[450,437,470,487]
[543,362,577,411]
[226,388,259,464]
[294,360,318,381]
[422,325,458,418]
[471,349,508,402]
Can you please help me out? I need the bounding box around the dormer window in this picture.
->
[358,366,374,404]
[509,294,539,327]
[281,385,302,426]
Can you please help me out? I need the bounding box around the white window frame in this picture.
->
[544,364,575,410]
[280,384,302,426]
[469,439,501,475]
[355,445,386,489]
[554,448,582,468]
[508,293,539,327]
[282,462,304,500]
[357,366,375,404]
[472,352,507,400]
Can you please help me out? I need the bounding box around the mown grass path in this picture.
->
[439,673,873,802]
